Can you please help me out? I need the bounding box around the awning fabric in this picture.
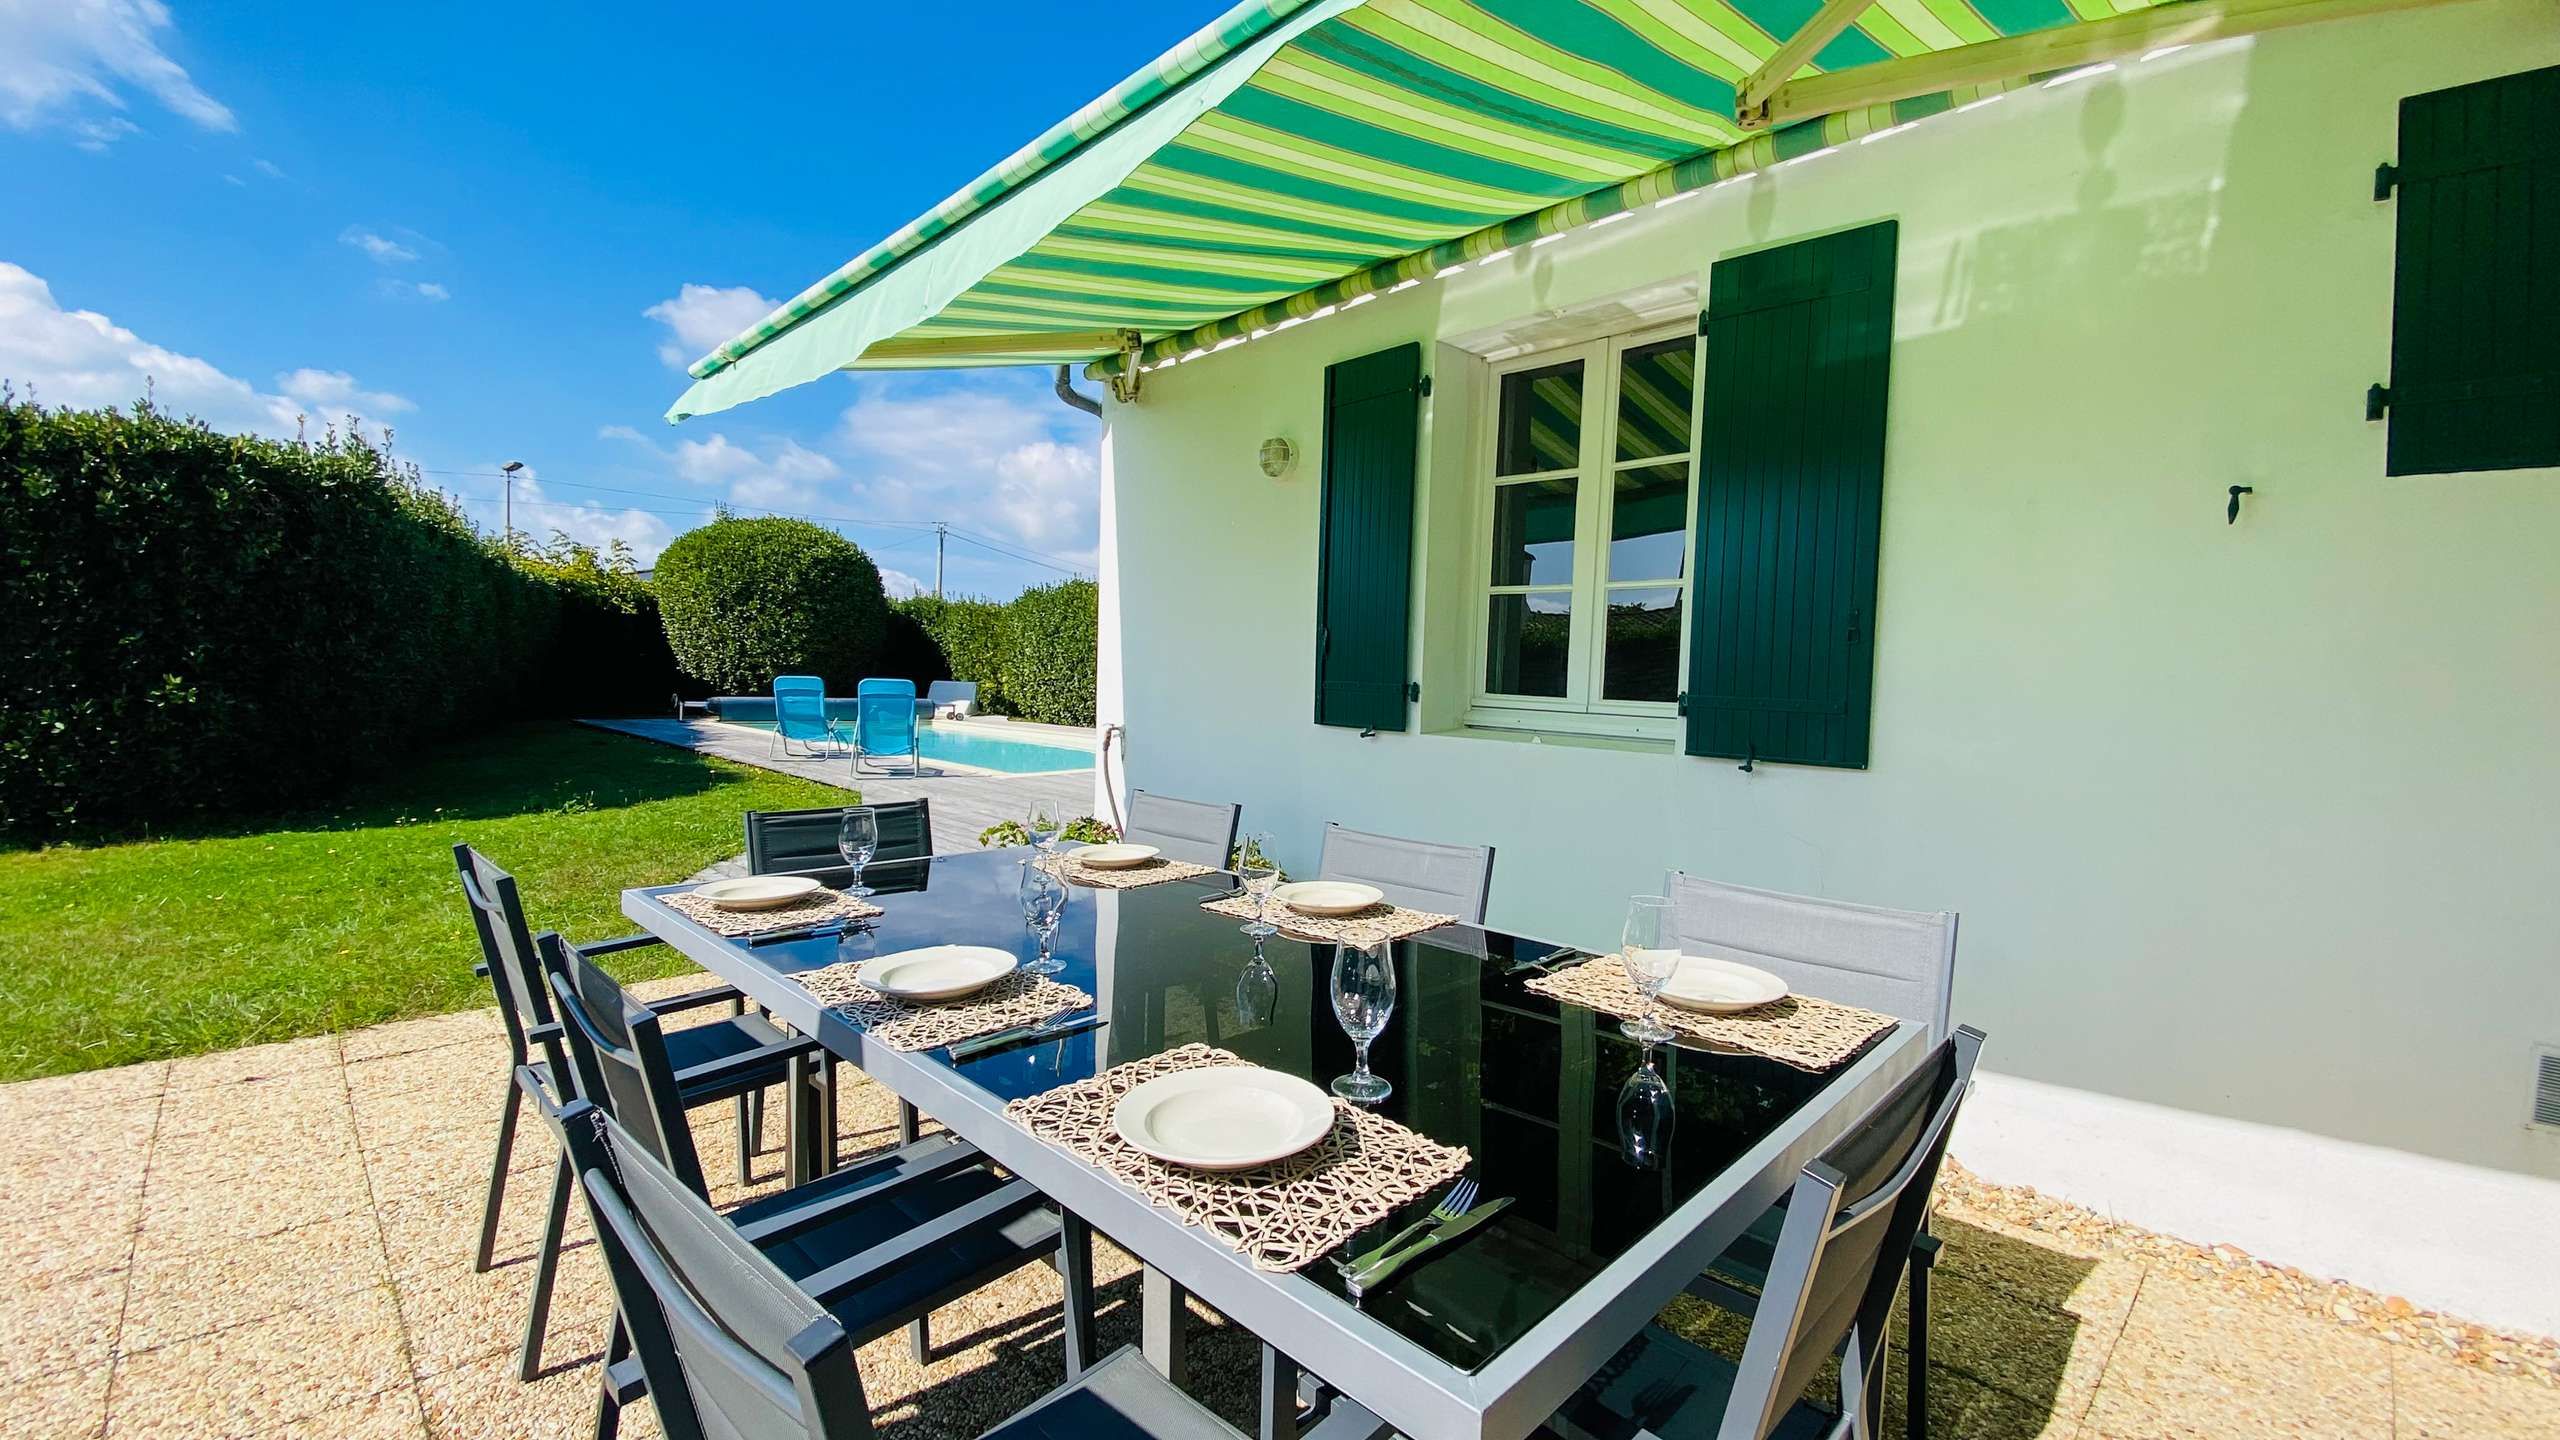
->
[668,0,2165,421]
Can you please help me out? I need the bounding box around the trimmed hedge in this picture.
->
[652,517,887,695]
[0,399,677,838]
[892,579,1097,727]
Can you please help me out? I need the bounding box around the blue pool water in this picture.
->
[729,719,1092,774]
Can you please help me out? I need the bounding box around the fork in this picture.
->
[1340,1178,1478,1277]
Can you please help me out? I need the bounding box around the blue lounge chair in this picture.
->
[771,675,835,758]
[851,677,921,775]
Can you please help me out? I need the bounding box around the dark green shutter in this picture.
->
[1314,343,1422,731]
[2381,64,2559,476]
[1684,221,1897,769]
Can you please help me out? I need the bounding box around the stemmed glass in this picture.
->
[1618,1045,1675,1171]
[1619,895,1678,1045]
[1025,799,1063,855]
[1019,862,1067,976]
[1235,831,1279,938]
[1234,938,1278,1030]
[1329,940,1396,1103]
[837,809,879,898]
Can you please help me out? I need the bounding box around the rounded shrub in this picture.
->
[1002,578,1099,727]
[651,517,887,694]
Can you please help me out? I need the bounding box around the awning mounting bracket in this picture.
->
[1105,330,1147,405]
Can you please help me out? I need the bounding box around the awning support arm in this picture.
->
[1104,330,1146,405]
[1754,0,2487,129]
[1739,0,1876,129]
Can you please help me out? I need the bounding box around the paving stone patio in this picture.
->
[5,977,2554,1440]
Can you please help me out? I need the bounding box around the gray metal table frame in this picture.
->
[623,880,1923,1440]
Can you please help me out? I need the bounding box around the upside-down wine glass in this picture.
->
[837,809,879,898]
[1235,832,1279,938]
[1020,863,1067,976]
[1026,799,1063,855]
[1329,940,1396,1103]
[1619,894,1678,1045]
[1618,1043,1675,1171]
[1235,937,1278,1030]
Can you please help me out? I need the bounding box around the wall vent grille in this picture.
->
[2535,1047,2560,1131]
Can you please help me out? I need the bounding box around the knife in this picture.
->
[747,922,853,947]
[1345,1195,1513,1299]
[947,1012,1105,1062]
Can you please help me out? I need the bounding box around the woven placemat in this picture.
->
[1006,1043,1468,1272]
[1526,958,1894,1072]
[1197,893,1457,948]
[1035,854,1221,890]
[794,961,1091,1053]
[661,888,884,937]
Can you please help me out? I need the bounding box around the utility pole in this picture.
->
[934,522,947,598]
[500,460,525,551]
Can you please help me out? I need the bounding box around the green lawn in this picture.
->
[0,723,855,1081]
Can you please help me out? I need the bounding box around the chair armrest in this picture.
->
[576,933,665,958]
[644,983,744,1015]
[795,1179,1047,1305]
[603,1355,648,1404]
[670,1033,823,1092]
[733,1135,980,1246]
[473,962,491,979]
[526,1020,564,1045]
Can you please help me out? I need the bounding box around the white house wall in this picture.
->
[1094,0,2560,1334]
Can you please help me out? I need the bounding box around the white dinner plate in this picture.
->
[854,945,1019,1002]
[1111,1066,1336,1171]
[691,875,824,912]
[1270,880,1386,917]
[1069,843,1162,870]
[1658,956,1790,1014]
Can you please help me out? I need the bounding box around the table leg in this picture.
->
[786,1052,824,1188]
[1141,1267,1189,1386]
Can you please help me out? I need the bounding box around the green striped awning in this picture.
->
[668,0,2166,421]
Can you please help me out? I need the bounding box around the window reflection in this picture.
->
[1602,587,1681,702]
[1614,337,1695,461]
[1608,465,1687,583]
[1495,360,1583,475]
[1490,478,1576,586]
[1485,593,1571,697]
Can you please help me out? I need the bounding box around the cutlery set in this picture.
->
[1339,1177,1513,1299]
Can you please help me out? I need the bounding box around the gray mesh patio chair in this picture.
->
[541,1082,1105,1439]
[1122,790,1241,869]
[1665,873,1961,1440]
[1549,1027,1984,1440]
[1317,822,1496,923]
[455,844,799,1378]
[746,800,934,875]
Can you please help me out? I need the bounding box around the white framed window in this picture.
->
[1467,324,1699,739]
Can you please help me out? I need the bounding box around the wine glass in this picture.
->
[1234,938,1278,1030]
[1235,832,1278,937]
[1020,863,1067,976]
[1618,1045,1676,1171]
[1026,799,1063,855]
[1329,941,1396,1103]
[837,809,879,898]
[1619,895,1678,1045]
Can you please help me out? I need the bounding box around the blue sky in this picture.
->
[0,1,1206,596]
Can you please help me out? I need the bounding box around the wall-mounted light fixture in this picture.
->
[1258,437,1297,479]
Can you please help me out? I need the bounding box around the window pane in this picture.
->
[1486,592,1571,698]
[1614,338,1695,461]
[1609,464,1687,583]
[1496,360,1583,475]
[1489,478,1577,586]
[1601,587,1681,702]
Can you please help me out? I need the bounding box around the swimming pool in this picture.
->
[725,719,1092,775]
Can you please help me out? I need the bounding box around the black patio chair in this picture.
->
[745,800,934,875]
[455,844,808,1378]
[540,957,1095,1440]
[1547,1026,1985,1440]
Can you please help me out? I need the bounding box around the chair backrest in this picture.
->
[853,693,915,755]
[549,1098,867,1440]
[1123,790,1241,870]
[1665,874,1957,1041]
[921,680,977,717]
[452,844,557,1057]
[1318,823,1496,923]
[744,801,933,875]
[1720,1027,1983,1440]
[772,675,831,743]
[540,932,710,1197]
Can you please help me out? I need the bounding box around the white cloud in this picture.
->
[252,156,282,178]
[277,367,412,415]
[835,378,1101,571]
[879,568,927,600]
[341,227,417,264]
[0,0,235,144]
[482,472,678,568]
[643,283,776,369]
[413,282,448,301]
[0,260,402,444]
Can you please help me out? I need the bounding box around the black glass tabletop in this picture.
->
[638,849,1885,1376]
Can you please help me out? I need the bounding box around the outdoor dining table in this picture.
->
[621,849,1923,1440]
